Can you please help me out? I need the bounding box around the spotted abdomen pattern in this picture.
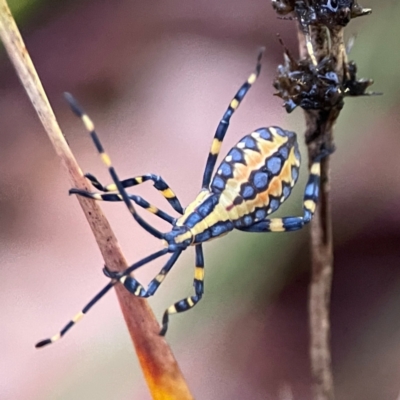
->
[211,126,301,228]
[173,126,301,245]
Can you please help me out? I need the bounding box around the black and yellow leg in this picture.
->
[69,188,175,224]
[108,250,182,299]
[35,248,168,348]
[202,49,264,189]
[238,150,331,233]
[65,93,164,239]
[84,173,184,215]
[159,244,204,336]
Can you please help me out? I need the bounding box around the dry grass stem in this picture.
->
[299,26,345,400]
[0,1,193,398]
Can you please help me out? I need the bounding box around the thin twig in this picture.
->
[299,25,344,400]
[0,1,193,398]
[273,2,373,398]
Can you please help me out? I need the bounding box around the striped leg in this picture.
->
[69,188,175,224]
[201,49,264,189]
[109,250,182,298]
[160,244,204,336]
[65,93,164,239]
[84,173,184,215]
[238,150,330,233]
[35,249,168,348]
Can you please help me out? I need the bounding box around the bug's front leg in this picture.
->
[159,245,204,335]
[70,188,175,224]
[83,173,184,215]
[104,251,182,298]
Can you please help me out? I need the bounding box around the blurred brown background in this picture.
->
[1,1,400,399]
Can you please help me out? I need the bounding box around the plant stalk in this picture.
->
[0,2,193,398]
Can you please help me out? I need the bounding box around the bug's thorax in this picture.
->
[162,190,213,249]
[165,190,232,247]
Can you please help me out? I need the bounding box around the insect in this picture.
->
[36,50,331,348]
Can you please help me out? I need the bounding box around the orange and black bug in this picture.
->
[36,50,332,348]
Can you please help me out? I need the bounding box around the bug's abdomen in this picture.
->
[210,126,301,228]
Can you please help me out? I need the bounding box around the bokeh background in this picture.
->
[1,1,400,399]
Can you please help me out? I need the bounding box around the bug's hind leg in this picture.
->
[84,173,184,215]
[69,189,175,224]
[159,244,205,336]
[105,250,182,298]
[35,248,168,348]
[202,49,264,189]
[238,145,334,233]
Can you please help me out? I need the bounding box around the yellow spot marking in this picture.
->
[135,177,143,184]
[167,305,177,315]
[211,138,222,155]
[269,218,285,232]
[162,188,175,199]
[205,204,229,228]
[306,39,318,66]
[106,183,117,191]
[225,155,233,162]
[147,205,158,214]
[256,133,287,161]
[134,286,142,296]
[51,333,61,343]
[187,298,194,307]
[101,153,112,167]
[247,73,257,85]
[311,162,320,175]
[230,165,247,185]
[251,131,260,139]
[72,311,84,323]
[224,179,240,193]
[244,148,263,168]
[174,231,192,244]
[304,199,316,213]
[195,267,204,281]
[82,114,94,132]
[155,274,165,283]
[120,276,127,284]
[268,127,280,137]
[230,98,240,110]
[93,194,102,200]
[237,142,245,149]
[279,150,296,189]
[267,176,282,197]
[190,218,209,237]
